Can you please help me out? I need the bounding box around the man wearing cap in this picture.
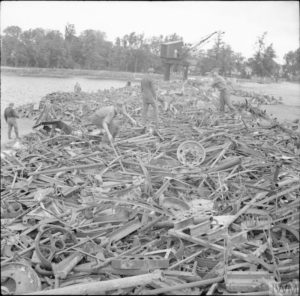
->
[74,82,82,94]
[4,103,20,140]
[85,102,136,142]
[211,68,235,112]
[141,67,158,126]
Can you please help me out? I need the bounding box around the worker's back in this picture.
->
[212,74,227,91]
[88,106,117,128]
[4,106,15,119]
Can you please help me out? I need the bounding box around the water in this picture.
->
[238,81,300,107]
[232,80,300,122]
[1,74,127,107]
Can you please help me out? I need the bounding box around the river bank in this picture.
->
[1,66,162,81]
[1,118,35,149]
[1,74,129,107]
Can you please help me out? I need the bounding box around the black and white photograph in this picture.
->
[1,1,299,295]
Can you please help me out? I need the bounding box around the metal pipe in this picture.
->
[29,162,105,176]
[25,270,163,295]
[144,276,223,295]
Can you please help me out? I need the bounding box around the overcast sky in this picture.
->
[1,1,299,64]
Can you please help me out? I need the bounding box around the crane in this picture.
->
[187,31,222,53]
[183,31,225,78]
[160,31,224,80]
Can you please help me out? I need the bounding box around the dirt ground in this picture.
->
[1,118,35,149]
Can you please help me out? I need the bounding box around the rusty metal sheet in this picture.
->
[111,255,169,270]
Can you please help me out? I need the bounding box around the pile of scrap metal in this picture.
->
[231,89,283,106]
[1,82,299,295]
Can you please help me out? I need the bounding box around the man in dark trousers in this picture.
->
[211,68,235,112]
[4,103,20,139]
[74,82,82,93]
[141,67,158,126]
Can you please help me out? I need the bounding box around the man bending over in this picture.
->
[85,102,136,142]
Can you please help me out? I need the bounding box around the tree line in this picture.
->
[1,24,299,80]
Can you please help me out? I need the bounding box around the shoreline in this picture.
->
[1,66,161,81]
[3,66,300,84]
[1,118,35,149]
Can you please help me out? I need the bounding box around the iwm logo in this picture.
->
[269,281,299,296]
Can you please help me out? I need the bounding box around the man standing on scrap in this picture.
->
[86,102,136,143]
[211,68,235,112]
[141,67,158,126]
[74,82,82,94]
[4,103,20,140]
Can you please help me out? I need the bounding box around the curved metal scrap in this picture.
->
[177,141,206,167]
[1,262,41,294]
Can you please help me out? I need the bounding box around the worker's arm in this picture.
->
[226,79,236,91]
[12,109,19,119]
[83,114,100,128]
[102,121,113,142]
[121,105,137,125]
[102,108,117,142]
[49,105,57,118]
[211,81,219,89]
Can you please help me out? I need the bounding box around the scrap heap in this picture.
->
[1,80,299,295]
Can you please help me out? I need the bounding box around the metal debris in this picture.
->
[1,80,299,295]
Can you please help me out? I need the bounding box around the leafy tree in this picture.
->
[44,30,66,68]
[3,25,22,38]
[65,23,76,42]
[249,32,279,77]
[28,28,48,67]
[1,26,23,66]
[195,33,243,76]
[164,33,183,42]
[4,24,290,79]
[283,48,300,78]
[79,29,110,69]
[64,23,80,68]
